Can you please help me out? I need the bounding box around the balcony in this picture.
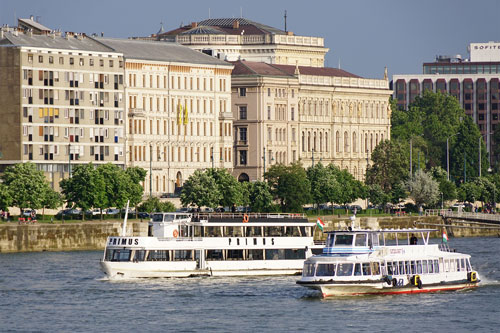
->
[128,108,146,118]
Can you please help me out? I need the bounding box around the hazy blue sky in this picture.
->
[1,0,499,78]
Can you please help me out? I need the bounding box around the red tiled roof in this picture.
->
[231,60,362,79]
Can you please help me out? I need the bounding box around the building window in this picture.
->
[239,150,247,165]
[239,88,246,97]
[239,106,247,120]
[268,88,271,97]
[291,107,295,121]
[38,55,43,63]
[267,106,271,120]
[239,127,247,142]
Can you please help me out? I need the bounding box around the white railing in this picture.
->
[441,210,500,222]
[425,209,451,216]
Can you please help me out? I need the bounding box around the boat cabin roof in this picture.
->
[325,228,437,234]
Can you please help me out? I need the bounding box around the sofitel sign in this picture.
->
[469,43,500,62]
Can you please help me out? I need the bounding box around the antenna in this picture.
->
[284,10,287,32]
[240,7,243,18]
[208,8,211,19]
[338,58,341,69]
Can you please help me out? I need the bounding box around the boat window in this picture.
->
[225,226,244,237]
[248,249,264,260]
[148,250,170,261]
[151,214,164,222]
[398,261,405,275]
[164,214,175,222]
[205,226,222,237]
[427,260,433,273]
[300,226,312,237]
[285,226,301,237]
[334,234,353,246]
[326,234,335,247]
[387,262,393,275]
[354,263,362,276]
[337,263,354,276]
[105,249,113,261]
[303,263,316,277]
[193,226,202,237]
[406,261,412,275]
[372,262,380,275]
[246,227,262,237]
[206,249,224,261]
[134,250,146,262]
[371,233,380,247]
[265,226,284,237]
[466,258,472,272]
[410,261,416,274]
[112,249,131,262]
[362,263,372,275]
[422,260,428,274]
[285,249,305,259]
[227,250,244,260]
[355,234,367,246]
[416,260,423,274]
[265,249,285,260]
[174,250,193,261]
[444,259,450,272]
[461,258,466,271]
[316,264,336,276]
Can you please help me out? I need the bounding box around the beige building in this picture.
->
[96,38,234,196]
[0,28,126,189]
[231,61,392,182]
[139,18,328,68]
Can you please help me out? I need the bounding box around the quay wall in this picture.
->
[1,216,499,253]
[0,221,148,253]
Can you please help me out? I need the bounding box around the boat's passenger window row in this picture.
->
[443,258,471,273]
[202,226,312,238]
[105,249,131,262]
[304,262,381,277]
[326,233,378,247]
[386,259,440,275]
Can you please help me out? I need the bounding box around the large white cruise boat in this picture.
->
[100,212,323,279]
[297,227,480,297]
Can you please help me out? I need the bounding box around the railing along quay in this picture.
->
[440,210,500,224]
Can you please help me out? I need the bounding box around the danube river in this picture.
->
[1,237,500,332]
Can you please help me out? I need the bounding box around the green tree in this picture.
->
[365,139,409,204]
[247,181,273,212]
[430,166,457,203]
[328,165,366,211]
[138,197,176,213]
[450,115,488,182]
[125,167,147,217]
[180,170,221,209]
[457,181,481,206]
[474,177,496,206]
[97,164,131,212]
[404,169,440,209]
[306,163,329,208]
[367,184,390,208]
[206,168,243,208]
[61,163,106,220]
[265,162,311,212]
[0,183,12,212]
[40,187,63,220]
[1,162,49,214]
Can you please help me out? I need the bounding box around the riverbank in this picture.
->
[1,215,499,253]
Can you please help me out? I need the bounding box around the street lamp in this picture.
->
[210,147,214,169]
[68,143,72,178]
[262,147,266,180]
[446,133,459,181]
[479,133,493,178]
[149,144,152,198]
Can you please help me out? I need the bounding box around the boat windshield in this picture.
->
[335,234,353,246]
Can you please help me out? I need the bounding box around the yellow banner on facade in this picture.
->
[183,103,188,125]
[177,104,182,125]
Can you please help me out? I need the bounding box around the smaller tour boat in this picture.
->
[101,212,323,279]
[297,225,480,297]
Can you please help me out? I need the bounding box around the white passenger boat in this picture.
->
[100,212,323,279]
[297,227,480,297]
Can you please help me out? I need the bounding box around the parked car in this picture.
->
[22,209,36,217]
[137,212,149,219]
[85,208,103,216]
[56,209,82,218]
[105,208,120,215]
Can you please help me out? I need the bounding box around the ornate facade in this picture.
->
[232,61,391,182]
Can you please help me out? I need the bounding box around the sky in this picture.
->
[1,0,499,79]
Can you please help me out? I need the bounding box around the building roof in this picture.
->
[95,37,232,66]
[18,17,51,33]
[179,26,225,35]
[0,31,114,53]
[161,17,286,37]
[231,60,362,78]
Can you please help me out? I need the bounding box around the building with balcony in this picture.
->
[136,18,328,68]
[0,28,126,190]
[392,41,500,164]
[231,60,392,182]
[96,38,233,196]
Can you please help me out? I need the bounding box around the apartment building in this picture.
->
[232,60,392,182]
[392,41,500,164]
[96,38,233,195]
[0,28,126,190]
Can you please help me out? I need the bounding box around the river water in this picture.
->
[1,237,500,332]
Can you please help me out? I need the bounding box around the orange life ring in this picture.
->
[242,214,249,223]
[173,229,179,238]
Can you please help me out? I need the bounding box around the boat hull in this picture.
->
[297,280,479,297]
[100,260,304,279]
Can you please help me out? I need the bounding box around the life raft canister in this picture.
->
[173,229,179,238]
[412,275,423,289]
[468,271,478,282]
[242,214,249,223]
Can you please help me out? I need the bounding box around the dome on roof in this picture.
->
[179,26,225,35]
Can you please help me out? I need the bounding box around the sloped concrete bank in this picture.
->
[0,221,147,253]
[1,216,499,253]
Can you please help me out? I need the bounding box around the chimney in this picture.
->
[287,31,294,36]
[0,30,3,39]
[191,22,198,28]
[233,20,240,29]
[30,15,34,21]
[28,29,33,37]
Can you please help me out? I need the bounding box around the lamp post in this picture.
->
[149,144,152,198]
[210,147,214,169]
[409,138,412,177]
[446,133,459,181]
[68,143,71,178]
[262,147,266,179]
[479,136,482,178]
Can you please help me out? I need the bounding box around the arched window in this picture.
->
[354,167,358,180]
[325,132,329,152]
[302,132,305,152]
[313,132,317,152]
[376,133,379,145]
[336,131,340,152]
[308,132,311,152]
[370,134,374,152]
[352,132,357,153]
[381,133,384,142]
[344,131,349,152]
[319,132,323,152]
[238,173,250,182]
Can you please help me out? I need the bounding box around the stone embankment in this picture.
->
[1,215,499,253]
